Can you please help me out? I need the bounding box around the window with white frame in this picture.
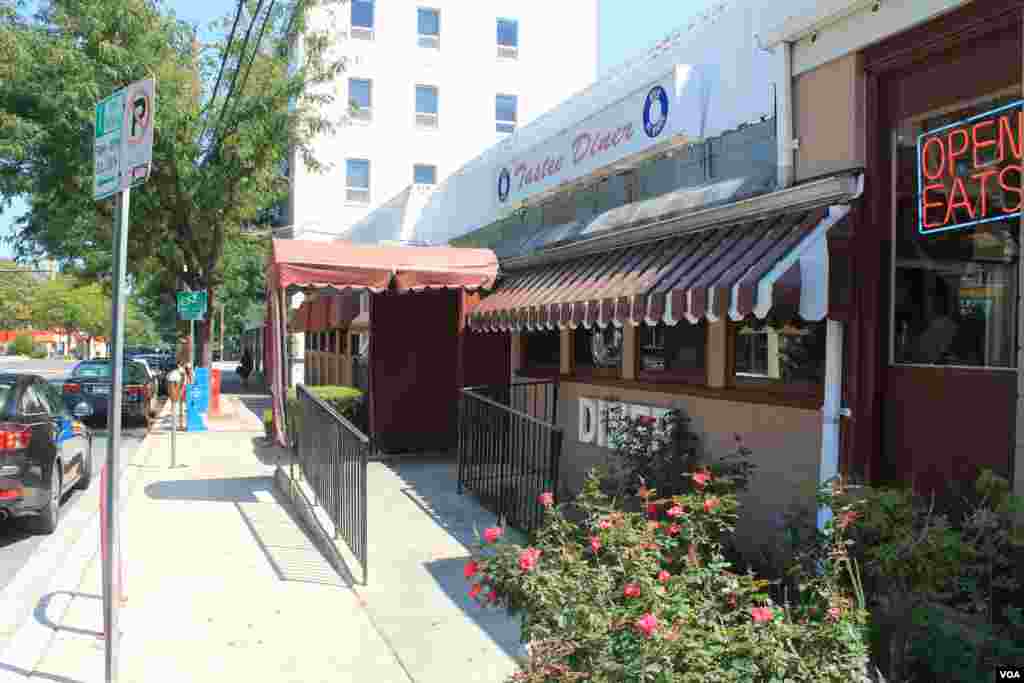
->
[413,164,437,185]
[348,78,372,121]
[496,94,517,133]
[351,0,374,39]
[345,158,370,204]
[415,85,439,128]
[497,18,518,59]
[417,7,440,49]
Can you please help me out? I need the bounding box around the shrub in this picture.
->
[466,468,872,682]
[29,345,47,359]
[11,333,33,357]
[285,385,364,444]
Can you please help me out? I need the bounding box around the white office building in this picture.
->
[287,0,600,241]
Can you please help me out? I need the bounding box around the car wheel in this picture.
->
[76,444,92,491]
[34,462,60,535]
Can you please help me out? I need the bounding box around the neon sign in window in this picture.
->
[917,99,1023,235]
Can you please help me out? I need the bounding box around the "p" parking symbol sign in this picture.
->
[120,78,155,189]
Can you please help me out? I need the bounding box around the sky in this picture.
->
[0,0,716,259]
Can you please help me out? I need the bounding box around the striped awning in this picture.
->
[468,205,849,331]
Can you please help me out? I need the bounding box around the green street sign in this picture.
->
[177,291,207,321]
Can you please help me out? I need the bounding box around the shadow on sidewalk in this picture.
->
[144,474,352,588]
[0,662,85,683]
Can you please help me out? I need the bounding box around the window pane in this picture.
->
[349,79,371,109]
[414,164,437,185]
[496,94,517,123]
[640,323,705,377]
[418,8,439,36]
[733,319,826,388]
[574,327,622,368]
[497,18,518,47]
[523,330,559,367]
[892,92,1020,368]
[346,159,370,189]
[416,86,438,114]
[352,0,374,28]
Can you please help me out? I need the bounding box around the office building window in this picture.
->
[348,78,372,121]
[497,18,518,58]
[345,158,370,204]
[496,94,517,133]
[351,0,374,38]
[413,164,437,185]
[417,7,440,49]
[415,85,439,128]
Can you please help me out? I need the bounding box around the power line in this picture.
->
[220,0,277,142]
[197,0,245,148]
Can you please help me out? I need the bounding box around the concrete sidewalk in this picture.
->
[4,394,525,682]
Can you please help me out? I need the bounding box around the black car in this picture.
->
[0,374,93,534]
[62,359,159,427]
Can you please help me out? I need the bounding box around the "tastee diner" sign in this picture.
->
[917,99,1023,235]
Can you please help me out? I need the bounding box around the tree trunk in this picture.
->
[198,286,215,368]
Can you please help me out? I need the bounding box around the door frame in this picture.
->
[854,1,1024,485]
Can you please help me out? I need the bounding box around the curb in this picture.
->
[0,415,162,682]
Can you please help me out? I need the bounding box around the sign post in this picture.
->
[94,78,154,683]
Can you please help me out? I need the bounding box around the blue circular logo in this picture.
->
[643,86,669,139]
[497,168,511,202]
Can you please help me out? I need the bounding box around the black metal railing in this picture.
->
[295,384,369,584]
[464,379,558,425]
[457,385,563,534]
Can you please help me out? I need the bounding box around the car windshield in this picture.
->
[73,362,148,384]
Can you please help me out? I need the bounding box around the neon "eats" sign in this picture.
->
[917,100,1024,235]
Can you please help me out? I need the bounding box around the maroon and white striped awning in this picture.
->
[468,205,849,331]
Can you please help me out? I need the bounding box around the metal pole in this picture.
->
[104,187,130,683]
[171,395,176,468]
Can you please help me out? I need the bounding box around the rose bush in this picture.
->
[465,469,871,682]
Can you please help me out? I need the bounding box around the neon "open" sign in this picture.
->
[917,100,1024,235]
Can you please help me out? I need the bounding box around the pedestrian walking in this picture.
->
[176,333,194,430]
[238,347,253,389]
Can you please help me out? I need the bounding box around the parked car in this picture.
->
[61,359,159,427]
[135,354,171,395]
[0,373,93,534]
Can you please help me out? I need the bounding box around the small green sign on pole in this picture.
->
[177,291,207,321]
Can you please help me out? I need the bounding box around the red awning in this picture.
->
[308,296,330,331]
[269,239,498,293]
[469,206,849,331]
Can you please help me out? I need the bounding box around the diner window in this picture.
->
[304,333,311,351]
[417,8,440,49]
[496,94,517,134]
[413,163,437,185]
[638,322,706,383]
[350,334,360,355]
[732,318,826,394]
[574,327,622,376]
[346,158,370,204]
[892,91,1020,369]
[348,78,372,122]
[521,330,560,372]
[497,18,518,59]
[351,0,374,39]
[415,85,439,128]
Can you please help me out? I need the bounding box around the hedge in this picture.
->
[285,385,365,444]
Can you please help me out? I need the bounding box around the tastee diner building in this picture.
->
[339,0,1024,543]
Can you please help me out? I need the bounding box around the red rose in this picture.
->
[623,583,642,598]
[463,560,479,579]
[646,503,658,517]
[518,548,542,572]
[537,492,554,508]
[589,536,601,553]
[703,497,720,513]
[666,505,684,518]
[668,523,681,536]
[657,570,671,584]
[483,527,503,544]
[692,471,711,489]
[750,607,774,624]
[598,518,612,530]
[635,613,658,638]
[488,589,498,604]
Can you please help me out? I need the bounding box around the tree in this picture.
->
[32,277,109,355]
[0,0,347,367]
[0,261,40,328]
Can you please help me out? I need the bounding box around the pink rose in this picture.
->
[657,570,671,584]
[667,523,681,536]
[537,492,554,508]
[666,505,684,518]
[598,518,612,530]
[589,536,601,553]
[488,589,498,604]
[692,471,711,489]
[518,548,542,572]
[635,613,658,638]
[623,583,641,598]
[750,607,774,624]
[463,560,479,579]
[703,497,720,513]
[828,607,842,621]
[483,527,503,544]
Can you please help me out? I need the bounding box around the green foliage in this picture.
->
[29,345,46,359]
[0,0,346,365]
[466,469,872,683]
[10,332,33,356]
[285,385,364,443]
[0,261,38,327]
